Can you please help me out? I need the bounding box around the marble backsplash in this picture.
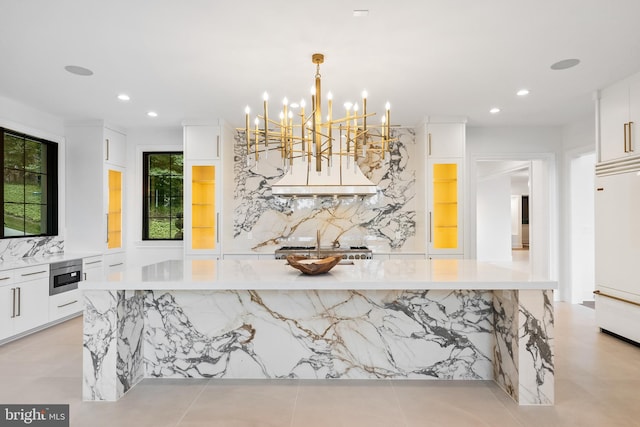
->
[229,128,420,254]
[0,236,64,263]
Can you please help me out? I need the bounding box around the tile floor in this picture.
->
[0,301,639,426]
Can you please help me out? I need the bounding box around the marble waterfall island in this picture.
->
[80,259,556,405]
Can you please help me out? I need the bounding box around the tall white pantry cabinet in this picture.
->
[416,118,466,259]
[65,121,127,271]
[595,72,640,344]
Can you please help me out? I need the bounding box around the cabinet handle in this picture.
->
[106,138,110,161]
[11,288,16,318]
[57,300,78,308]
[624,123,629,153]
[109,262,124,268]
[216,135,220,158]
[629,121,634,152]
[429,212,433,243]
[106,213,109,243]
[0,276,10,281]
[216,213,220,244]
[85,260,102,265]
[21,270,46,277]
[16,287,21,317]
[83,272,87,281]
[428,133,432,156]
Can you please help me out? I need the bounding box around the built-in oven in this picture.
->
[49,259,83,296]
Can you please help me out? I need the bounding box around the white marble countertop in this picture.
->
[80,258,557,291]
[0,251,101,272]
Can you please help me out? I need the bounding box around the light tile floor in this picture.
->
[1,302,639,426]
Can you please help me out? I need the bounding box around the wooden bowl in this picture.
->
[286,255,343,275]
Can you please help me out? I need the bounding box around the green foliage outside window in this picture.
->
[143,152,183,240]
[2,129,57,238]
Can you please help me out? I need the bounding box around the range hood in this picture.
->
[271,154,378,197]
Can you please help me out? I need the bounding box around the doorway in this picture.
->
[470,154,556,280]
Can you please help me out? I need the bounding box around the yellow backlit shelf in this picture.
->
[191,165,217,251]
[432,162,458,250]
[107,169,123,250]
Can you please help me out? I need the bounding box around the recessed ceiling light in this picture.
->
[516,89,530,96]
[550,58,580,70]
[353,9,369,17]
[147,111,158,118]
[117,94,130,101]
[489,107,501,114]
[64,65,93,76]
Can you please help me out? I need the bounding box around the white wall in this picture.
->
[125,127,184,268]
[562,116,596,303]
[477,174,512,261]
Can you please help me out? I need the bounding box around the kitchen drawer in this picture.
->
[49,289,82,321]
[14,265,49,283]
[0,270,14,284]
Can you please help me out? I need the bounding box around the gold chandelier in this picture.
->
[242,53,395,196]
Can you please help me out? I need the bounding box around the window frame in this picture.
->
[0,127,58,239]
[141,151,184,241]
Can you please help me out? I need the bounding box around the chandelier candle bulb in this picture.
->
[263,92,269,148]
[245,106,251,156]
[254,118,259,160]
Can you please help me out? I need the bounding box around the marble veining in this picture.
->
[143,289,494,381]
[0,236,63,263]
[492,289,554,405]
[83,290,145,401]
[230,128,418,253]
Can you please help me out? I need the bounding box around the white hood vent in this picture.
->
[271,154,378,197]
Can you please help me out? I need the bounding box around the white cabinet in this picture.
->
[65,122,126,254]
[594,170,640,300]
[0,265,49,341]
[83,255,104,281]
[49,289,81,322]
[599,74,640,162]
[183,120,232,258]
[103,252,126,274]
[418,118,466,258]
[0,270,15,341]
[184,124,221,160]
[425,122,465,158]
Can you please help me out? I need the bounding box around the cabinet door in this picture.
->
[428,159,463,255]
[104,128,127,167]
[185,126,221,160]
[0,281,14,341]
[185,162,221,256]
[595,172,640,298]
[426,123,465,158]
[106,167,124,250]
[12,278,49,335]
[599,81,630,162]
[628,76,640,156]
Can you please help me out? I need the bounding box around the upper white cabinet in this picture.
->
[599,73,640,162]
[419,119,465,158]
[184,122,222,160]
[104,127,127,167]
[65,121,126,254]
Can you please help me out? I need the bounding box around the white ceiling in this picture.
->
[3,0,640,131]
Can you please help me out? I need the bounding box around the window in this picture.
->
[142,152,183,240]
[1,128,58,238]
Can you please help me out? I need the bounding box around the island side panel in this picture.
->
[492,289,554,405]
[143,289,494,380]
[83,290,145,401]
